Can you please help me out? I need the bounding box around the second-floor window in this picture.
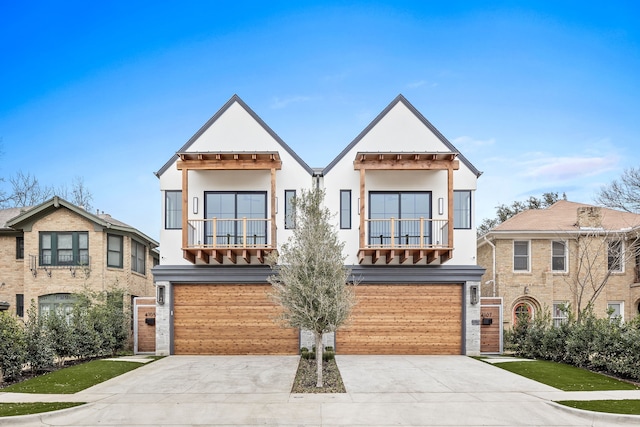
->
[340,190,351,229]
[284,190,296,229]
[513,241,529,271]
[369,192,431,246]
[165,190,182,229]
[453,190,471,229]
[607,240,623,272]
[205,192,267,245]
[551,241,567,272]
[40,232,88,266]
[16,236,24,259]
[107,234,123,268]
[131,240,146,274]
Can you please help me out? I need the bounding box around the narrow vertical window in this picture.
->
[513,241,529,271]
[107,234,124,268]
[284,190,296,229]
[340,190,351,229]
[608,240,623,272]
[551,241,567,272]
[16,236,24,259]
[165,190,182,229]
[16,294,24,317]
[453,190,471,229]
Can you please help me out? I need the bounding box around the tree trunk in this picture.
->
[315,332,323,387]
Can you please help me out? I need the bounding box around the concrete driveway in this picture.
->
[3,355,640,426]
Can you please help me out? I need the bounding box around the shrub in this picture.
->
[24,300,54,373]
[0,312,26,382]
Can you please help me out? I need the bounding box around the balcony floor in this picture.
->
[358,247,453,265]
[183,247,276,265]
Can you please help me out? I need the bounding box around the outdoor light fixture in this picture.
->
[438,197,444,215]
[192,197,198,214]
[157,285,165,305]
[470,284,479,305]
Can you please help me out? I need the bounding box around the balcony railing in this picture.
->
[187,218,273,249]
[29,255,92,278]
[364,218,449,249]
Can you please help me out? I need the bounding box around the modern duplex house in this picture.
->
[478,200,640,327]
[0,196,159,318]
[153,94,485,356]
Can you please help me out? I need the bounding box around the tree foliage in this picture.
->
[595,167,640,213]
[0,312,27,381]
[268,188,356,387]
[478,192,567,236]
[0,171,93,210]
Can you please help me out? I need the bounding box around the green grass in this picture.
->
[1,360,144,394]
[0,402,85,417]
[557,400,640,415]
[493,360,639,391]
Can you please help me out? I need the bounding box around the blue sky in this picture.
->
[1,1,639,241]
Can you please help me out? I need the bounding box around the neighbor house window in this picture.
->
[16,236,24,259]
[284,190,296,229]
[369,192,431,246]
[608,301,623,321]
[607,240,623,272]
[107,234,123,268]
[16,294,24,317]
[39,293,76,317]
[513,241,529,271]
[165,190,182,229]
[340,190,351,229]
[552,302,568,327]
[453,190,471,229]
[131,240,146,275]
[551,241,567,272]
[513,302,532,323]
[40,232,89,266]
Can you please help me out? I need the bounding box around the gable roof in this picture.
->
[155,94,314,177]
[5,196,158,247]
[490,200,640,233]
[0,207,28,230]
[322,94,482,176]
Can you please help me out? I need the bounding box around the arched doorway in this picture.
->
[511,297,541,325]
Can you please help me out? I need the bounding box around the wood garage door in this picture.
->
[337,284,463,355]
[173,284,298,355]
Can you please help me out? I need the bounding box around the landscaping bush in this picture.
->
[24,301,54,374]
[0,311,26,382]
[507,304,640,382]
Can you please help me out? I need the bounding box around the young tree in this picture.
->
[5,171,54,208]
[267,188,356,387]
[596,167,640,213]
[58,176,94,211]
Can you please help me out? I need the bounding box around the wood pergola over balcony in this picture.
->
[354,152,459,265]
[176,151,281,264]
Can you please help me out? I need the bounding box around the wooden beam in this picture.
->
[226,249,236,264]
[400,250,409,264]
[242,249,251,264]
[271,168,277,249]
[183,250,196,264]
[372,249,381,264]
[426,250,438,264]
[197,250,209,264]
[359,168,365,250]
[354,159,459,171]
[440,250,453,264]
[181,168,188,250]
[385,249,395,264]
[448,164,454,252]
[358,250,365,264]
[177,159,282,170]
[211,250,223,264]
[256,249,264,264]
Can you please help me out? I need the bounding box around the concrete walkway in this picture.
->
[1,355,640,426]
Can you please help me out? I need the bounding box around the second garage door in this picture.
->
[173,284,299,355]
[337,284,463,355]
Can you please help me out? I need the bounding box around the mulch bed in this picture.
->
[291,357,346,393]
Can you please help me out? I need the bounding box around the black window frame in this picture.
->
[165,190,182,230]
[107,234,124,268]
[204,191,268,246]
[131,239,146,275]
[340,190,351,229]
[368,191,432,246]
[453,190,472,229]
[16,236,24,259]
[284,190,296,229]
[16,294,24,317]
[39,231,89,266]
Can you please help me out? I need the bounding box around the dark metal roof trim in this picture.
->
[155,94,314,177]
[322,94,482,177]
[152,264,484,284]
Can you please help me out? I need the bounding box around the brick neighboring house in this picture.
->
[153,94,485,356]
[477,200,640,327]
[0,196,159,318]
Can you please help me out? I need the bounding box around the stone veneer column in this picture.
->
[154,281,172,356]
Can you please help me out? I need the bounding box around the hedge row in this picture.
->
[506,306,640,382]
[0,290,129,383]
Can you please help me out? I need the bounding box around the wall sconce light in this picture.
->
[470,284,479,305]
[192,197,198,214]
[157,285,165,305]
[438,198,444,215]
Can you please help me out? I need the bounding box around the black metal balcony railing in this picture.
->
[29,255,92,277]
[365,218,449,249]
[187,218,273,249]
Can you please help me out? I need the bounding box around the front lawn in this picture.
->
[0,402,85,417]
[491,360,639,391]
[557,400,640,415]
[1,360,146,394]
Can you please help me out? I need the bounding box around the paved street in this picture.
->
[2,355,640,426]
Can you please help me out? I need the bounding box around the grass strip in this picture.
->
[557,400,640,415]
[2,360,144,394]
[493,360,639,391]
[0,402,85,417]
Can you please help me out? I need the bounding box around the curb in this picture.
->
[0,402,90,426]
[547,401,640,425]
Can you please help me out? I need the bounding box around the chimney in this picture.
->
[576,206,602,228]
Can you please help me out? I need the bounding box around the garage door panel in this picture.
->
[337,284,462,355]
[173,284,298,355]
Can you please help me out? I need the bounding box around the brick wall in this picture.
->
[0,234,25,316]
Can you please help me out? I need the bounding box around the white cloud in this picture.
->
[520,155,620,181]
[452,135,496,150]
[270,95,313,109]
